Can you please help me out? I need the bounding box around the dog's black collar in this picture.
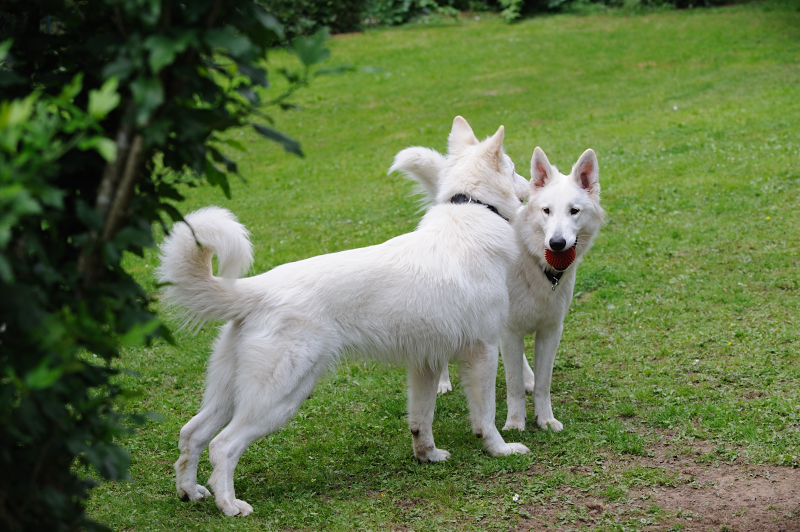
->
[449,194,509,222]
[543,268,564,290]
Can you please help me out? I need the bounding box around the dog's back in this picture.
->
[233,201,517,367]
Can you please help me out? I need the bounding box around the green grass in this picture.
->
[87,2,800,530]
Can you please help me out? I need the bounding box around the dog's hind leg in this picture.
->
[533,325,564,432]
[207,339,329,516]
[459,341,529,457]
[175,323,238,502]
[408,364,450,462]
[500,329,527,431]
[437,365,453,394]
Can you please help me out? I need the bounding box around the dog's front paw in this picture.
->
[536,416,564,432]
[488,442,530,456]
[218,498,254,517]
[417,448,451,462]
[178,483,211,502]
[437,380,452,394]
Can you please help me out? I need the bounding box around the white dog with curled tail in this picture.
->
[157,116,529,517]
[391,144,605,432]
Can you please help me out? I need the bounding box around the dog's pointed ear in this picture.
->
[572,148,600,197]
[448,116,478,153]
[485,125,505,166]
[530,147,553,189]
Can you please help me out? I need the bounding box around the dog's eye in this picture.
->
[570,208,580,215]
[543,208,550,215]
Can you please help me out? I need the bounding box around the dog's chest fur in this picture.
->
[505,248,576,335]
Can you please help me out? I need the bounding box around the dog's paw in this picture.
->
[178,484,211,502]
[418,448,451,462]
[437,380,452,394]
[489,442,530,456]
[218,498,254,517]
[536,416,564,432]
[502,417,526,431]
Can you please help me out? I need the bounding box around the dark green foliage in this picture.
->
[500,0,733,20]
[259,0,369,39]
[258,0,499,37]
[0,1,330,530]
[364,0,452,26]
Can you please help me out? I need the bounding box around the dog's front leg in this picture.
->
[500,329,527,431]
[533,325,564,432]
[460,342,529,456]
[407,365,450,462]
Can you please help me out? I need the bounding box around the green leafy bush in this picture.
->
[0,1,331,530]
[259,0,369,39]
[500,0,731,18]
[364,0,471,26]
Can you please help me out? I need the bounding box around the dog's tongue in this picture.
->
[545,246,576,271]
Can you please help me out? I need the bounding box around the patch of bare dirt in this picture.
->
[513,435,800,531]
[642,463,800,531]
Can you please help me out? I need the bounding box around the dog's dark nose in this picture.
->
[549,237,567,251]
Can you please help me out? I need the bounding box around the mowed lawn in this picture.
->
[87,2,800,530]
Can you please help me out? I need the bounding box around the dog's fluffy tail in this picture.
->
[157,206,254,329]
[389,147,446,207]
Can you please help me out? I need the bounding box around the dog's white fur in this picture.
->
[157,117,529,517]
[391,145,604,431]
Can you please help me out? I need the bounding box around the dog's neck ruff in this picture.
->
[449,194,509,222]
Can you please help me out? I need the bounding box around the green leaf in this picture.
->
[0,92,38,129]
[88,77,120,120]
[291,28,331,67]
[251,123,304,157]
[236,62,269,87]
[252,7,284,40]
[204,159,231,198]
[25,358,64,390]
[208,146,238,174]
[144,32,196,73]
[204,28,254,58]
[157,202,185,223]
[75,199,104,232]
[0,184,42,218]
[120,319,161,345]
[102,55,134,80]
[0,39,11,62]
[79,136,117,162]
[59,74,84,103]
[213,136,246,153]
[130,76,164,126]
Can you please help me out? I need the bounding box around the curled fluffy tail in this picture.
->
[157,206,253,329]
[389,146,446,207]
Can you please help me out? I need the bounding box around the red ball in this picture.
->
[545,246,576,271]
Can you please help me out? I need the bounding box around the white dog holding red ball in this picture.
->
[391,145,605,432]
